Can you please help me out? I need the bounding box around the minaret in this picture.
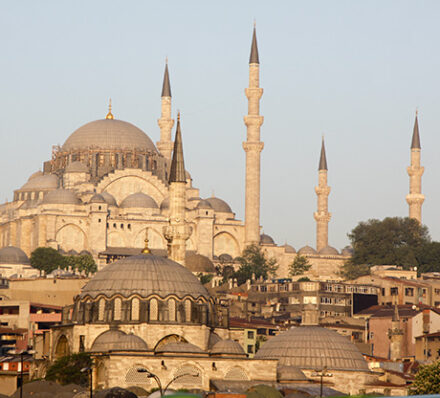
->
[314,137,331,252]
[163,113,192,265]
[157,61,175,161]
[388,303,403,361]
[406,112,424,223]
[243,26,264,246]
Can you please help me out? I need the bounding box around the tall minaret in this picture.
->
[157,61,175,161]
[388,303,403,361]
[163,113,192,265]
[406,112,424,223]
[314,137,331,251]
[243,26,264,246]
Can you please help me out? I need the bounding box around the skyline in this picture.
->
[1,1,440,251]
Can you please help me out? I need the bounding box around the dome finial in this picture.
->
[106,98,114,120]
[142,228,151,254]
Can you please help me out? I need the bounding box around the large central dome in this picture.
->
[62,119,158,152]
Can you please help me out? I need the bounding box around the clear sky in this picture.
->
[1,1,440,251]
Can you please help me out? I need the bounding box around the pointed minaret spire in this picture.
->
[157,60,175,160]
[319,136,328,170]
[249,25,260,64]
[406,111,424,223]
[169,112,186,183]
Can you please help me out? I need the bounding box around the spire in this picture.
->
[169,112,186,183]
[106,98,114,120]
[392,302,400,322]
[249,26,259,64]
[319,136,328,170]
[161,61,172,97]
[411,111,421,149]
[142,228,151,254]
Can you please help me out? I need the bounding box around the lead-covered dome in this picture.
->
[90,329,148,352]
[298,245,317,255]
[205,197,232,213]
[62,119,158,153]
[80,253,210,300]
[319,245,339,255]
[120,193,158,209]
[0,246,30,265]
[20,174,59,191]
[255,326,369,372]
[211,339,245,356]
[42,189,81,205]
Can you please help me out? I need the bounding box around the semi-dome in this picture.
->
[79,253,210,300]
[319,246,339,255]
[42,189,81,205]
[277,366,308,382]
[196,199,212,210]
[90,194,106,204]
[185,253,216,273]
[260,234,275,245]
[283,244,296,254]
[205,197,232,213]
[0,246,30,265]
[297,245,317,255]
[120,193,158,209]
[156,341,204,354]
[255,326,369,372]
[90,329,148,352]
[20,174,59,191]
[211,339,245,356]
[101,192,118,206]
[65,161,88,173]
[62,119,158,153]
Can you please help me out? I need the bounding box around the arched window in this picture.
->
[150,298,158,321]
[132,298,140,321]
[125,366,151,385]
[114,298,122,321]
[225,366,249,380]
[174,364,201,387]
[168,298,176,322]
[185,299,192,323]
[98,298,105,321]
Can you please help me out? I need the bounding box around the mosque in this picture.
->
[0,27,424,280]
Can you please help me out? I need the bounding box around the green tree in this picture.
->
[63,254,97,275]
[30,247,65,274]
[199,273,214,285]
[233,245,278,285]
[416,241,440,274]
[410,360,440,395]
[288,254,311,276]
[339,262,370,280]
[45,353,92,386]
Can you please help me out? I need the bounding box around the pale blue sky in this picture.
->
[1,1,440,251]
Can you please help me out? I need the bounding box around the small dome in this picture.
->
[65,161,88,173]
[298,245,317,255]
[90,329,148,352]
[101,192,118,206]
[156,341,203,354]
[62,119,158,153]
[211,339,245,356]
[277,366,308,382]
[205,197,232,213]
[90,194,106,204]
[341,246,354,256]
[219,253,233,263]
[28,170,43,181]
[42,189,81,205]
[255,326,369,372]
[196,199,212,210]
[260,234,275,245]
[120,193,158,209]
[283,244,296,254]
[160,197,169,211]
[319,246,339,255]
[80,253,210,300]
[185,254,216,273]
[0,246,30,265]
[20,174,59,191]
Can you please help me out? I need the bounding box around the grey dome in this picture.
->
[90,194,106,204]
[255,326,369,372]
[101,192,118,206]
[20,174,59,191]
[0,246,30,265]
[80,253,210,300]
[185,254,216,273]
[65,161,88,173]
[62,119,158,153]
[298,245,317,255]
[319,246,339,255]
[120,193,158,209]
[341,246,354,256]
[277,366,308,382]
[283,244,296,254]
[42,189,81,205]
[260,234,275,245]
[90,329,148,352]
[211,339,245,356]
[196,199,212,210]
[205,197,232,213]
[156,342,203,354]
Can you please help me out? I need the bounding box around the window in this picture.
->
[114,298,122,321]
[98,298,105,321]
[185,299,192,322]
[131,298,140,321]
[390,287,398,295]
[247,331,254,339]
[79,335,85,352]
[405,287,414,296]
[168,299,176,322]
[303,296,317,304]
[247,345,254,354]
[150,298,158,321]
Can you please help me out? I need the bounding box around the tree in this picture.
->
[30,247,65,274]
[233,245,278,285]
[416,241,440,274]
[288,254,311,276]
[63,254,97,275]
[348,217,430,269]
[410,360,440,395]
[339,262,370,280]
[199,273,214,285]
[45,352,92,386]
